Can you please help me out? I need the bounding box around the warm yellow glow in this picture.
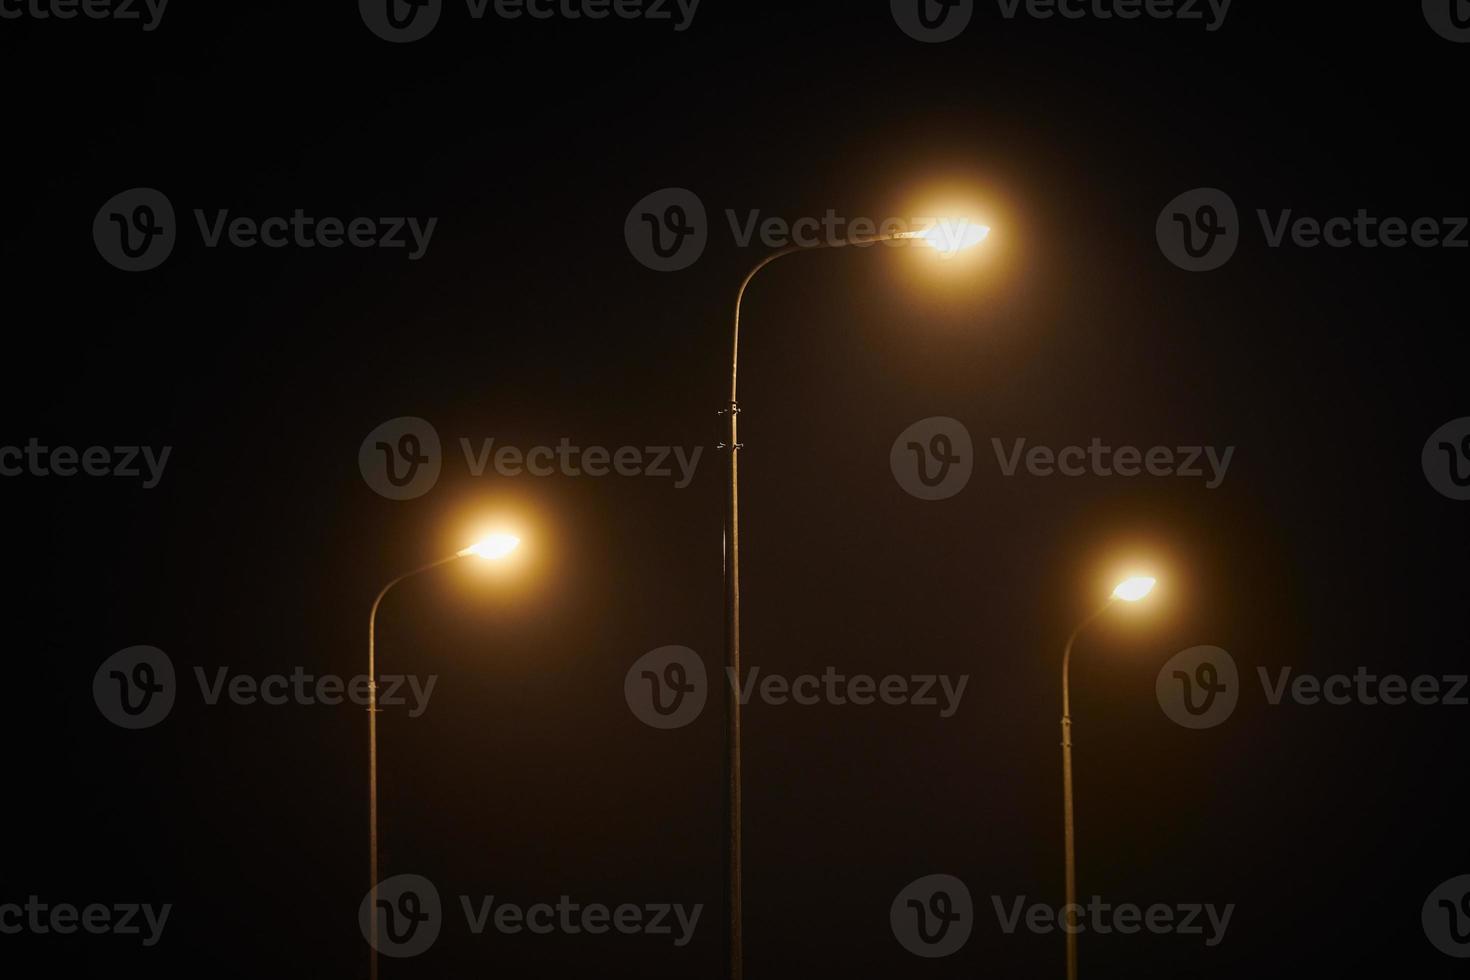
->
[1112,576,1157,602]
[459,534,521,560]
[910,219,991,257]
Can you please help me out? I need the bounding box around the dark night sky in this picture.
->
[3,2,1468,977]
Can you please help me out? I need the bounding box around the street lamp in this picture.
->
[1059,574,1155,980]
[720,220,989,980]
[366,533,521,980]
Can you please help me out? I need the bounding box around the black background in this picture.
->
[3,1,1468,977]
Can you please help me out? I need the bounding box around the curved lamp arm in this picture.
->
[368,553,465,688]
[1060,598,1118,722]
[730,231,921,404]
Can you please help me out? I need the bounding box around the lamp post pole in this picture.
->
[723,231,928,980]
[1059,598,1119,980]
[367,553,462,980]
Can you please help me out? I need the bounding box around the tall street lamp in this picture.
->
[367,532,521,980]
[1059,573,1156,980]
[720,219,990,980]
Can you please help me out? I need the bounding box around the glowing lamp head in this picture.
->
[913,219,991,257]
[459,534,521,560]
[1111,576,1157,602]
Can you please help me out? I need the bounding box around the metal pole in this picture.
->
[722,234,907,980]
[1059,600,1114,980]
[367,554,460,980]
